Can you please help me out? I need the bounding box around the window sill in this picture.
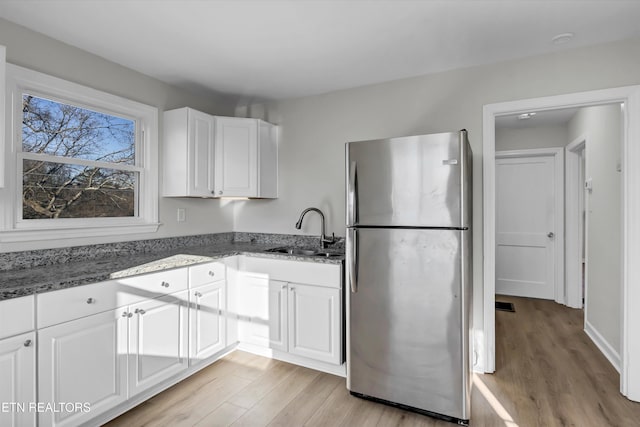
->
[0,223,161,243]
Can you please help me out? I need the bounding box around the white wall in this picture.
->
[1,16,639,366]
[496,124,568,151]
[0,18,238,252]
[235,38,640,366]
[568,104,623,359]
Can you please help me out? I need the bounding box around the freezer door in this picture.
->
[347,227,471,420]
[346,131,471,228]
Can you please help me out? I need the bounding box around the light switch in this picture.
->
[177,208,186,222]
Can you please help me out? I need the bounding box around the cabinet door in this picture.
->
[288,283,341,364]
[215,117,257,197]
[129,291,188,397]
[237,274,287,351]
[0,332,36,427]
[189,281,226,364]
[189,110,215,197]
[38,310,127,427]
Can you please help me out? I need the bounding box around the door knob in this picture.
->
[547,232,555,238]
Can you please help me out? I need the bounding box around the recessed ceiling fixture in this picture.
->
[517,112,537,120]
[552,32,575,45]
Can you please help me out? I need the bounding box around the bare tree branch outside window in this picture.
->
[21,95,137,219]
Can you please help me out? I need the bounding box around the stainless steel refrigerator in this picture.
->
[345,130,472,425]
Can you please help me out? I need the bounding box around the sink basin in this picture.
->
[265,247,343,258]
[268,247,318,256]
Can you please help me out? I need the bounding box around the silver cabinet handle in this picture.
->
[122,311,128,317]
[219,191,223,195]
[347,228,359,293]
[281,284,286,290]
[161,281,170,288]
[548,232,555,238]
[24,339,32,347]
[86,297,95,304]
[135,308,146,315]
[208,271,215,277]
[194,291,202,297]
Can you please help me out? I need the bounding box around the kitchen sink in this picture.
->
[265,247,343,258]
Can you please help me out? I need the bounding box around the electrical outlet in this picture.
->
[177,208,186,222]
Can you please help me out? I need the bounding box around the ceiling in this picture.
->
[1,1,640,101]
[495,107,581,129]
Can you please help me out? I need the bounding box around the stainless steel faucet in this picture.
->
[295,207,335,249]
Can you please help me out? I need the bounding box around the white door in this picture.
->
[496,151,562,300]
[0,332,36,427]
[189,281,226,364]
[215,116,258,197]
[129,291,188,397]
[288,283,341,365]
[38,310,127,427]
[237,274,287,351]
[188,109,215,197]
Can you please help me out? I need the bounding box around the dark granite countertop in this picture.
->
[0,242,344,301]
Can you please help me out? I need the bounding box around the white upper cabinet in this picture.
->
[163,108,278,198]
[215,116,278,198]
[163,108,216,198]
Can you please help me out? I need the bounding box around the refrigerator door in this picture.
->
[346,131,470,228]
[346,227,471,421]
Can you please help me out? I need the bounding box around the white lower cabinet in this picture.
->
[0,331,36,427]
[128,291,189,397]
[189,281,226,364]
[288,283,341,364]
[37,291,188,426]
[236,258,343,367]
[38,309,127,427]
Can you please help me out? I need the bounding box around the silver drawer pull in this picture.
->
[86,297,95,304]
[122,311,128,317]
[135,308,146,315]
[24,339,32,347]
[208,271,215,277]
[161,281,170,288]
[195,291,203,298]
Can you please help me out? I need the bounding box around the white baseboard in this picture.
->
[584,320,621,373]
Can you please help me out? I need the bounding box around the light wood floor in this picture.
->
[105,296,640,426]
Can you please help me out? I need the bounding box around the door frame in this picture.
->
[482,85,640,402]
[565,136,587,309]
[495,147,565,303]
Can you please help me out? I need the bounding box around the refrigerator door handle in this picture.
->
[347,228,358,293]
[347,161,358,226]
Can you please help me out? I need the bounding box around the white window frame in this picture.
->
[0,64,159,242]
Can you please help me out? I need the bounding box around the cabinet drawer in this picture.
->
[117,268,188,296]
[37,280,121,329]
[189,261,226,288]
[240,256,342,288]
[37,269,189,329]
[0,295,35,339]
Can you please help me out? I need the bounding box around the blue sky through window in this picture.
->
[22,94,135,165]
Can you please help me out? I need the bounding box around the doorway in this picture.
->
[565,137,586,309]
[481,85,640,402]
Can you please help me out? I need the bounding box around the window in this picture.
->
[1,65,159,242]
